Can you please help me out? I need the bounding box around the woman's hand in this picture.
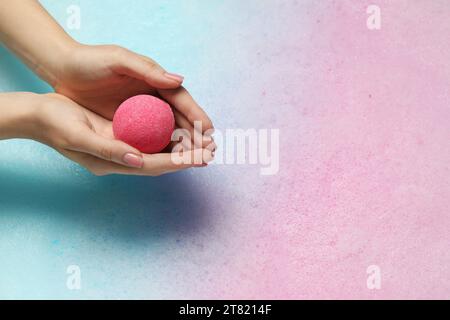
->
[52,44,214,147]
[39,93,214,176]
[0,0,214,148]
[0,92,214,176]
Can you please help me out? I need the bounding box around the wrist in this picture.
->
[34,38,81,87]
[0,92,44,141]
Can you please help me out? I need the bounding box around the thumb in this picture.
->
[116,49,184,89]
[69,130,144,169]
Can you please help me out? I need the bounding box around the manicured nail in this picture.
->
[123,153,143,168]
[193,162,208,168]
[164,72,184,83]
[205,130,215,137]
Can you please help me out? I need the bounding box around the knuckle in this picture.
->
[98,147,113,161]
[145,59,159,71]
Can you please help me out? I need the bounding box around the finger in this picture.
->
[113,49,184,89]
[166,127,193,152]
[173,109,213,149]
[158,87,214,133]
[58,149,146,176]
[143,148,215,173]
[59,148,213,177]
[66,129,144,169]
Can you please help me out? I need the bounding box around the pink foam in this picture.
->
[113,95,175,154]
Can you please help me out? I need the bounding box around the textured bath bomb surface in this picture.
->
[113,95,175,154]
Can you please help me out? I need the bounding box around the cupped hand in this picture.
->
[52,44,214,146]
[36,93,213,176]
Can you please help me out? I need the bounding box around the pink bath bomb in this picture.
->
[113,95,175,154]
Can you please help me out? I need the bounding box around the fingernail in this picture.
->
[206,126,216,135]
[194,162,208,168]
[123,153,143,168]
[164,72,184,83]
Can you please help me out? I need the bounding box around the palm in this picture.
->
[55,70,157,120]
[44,93,113,138]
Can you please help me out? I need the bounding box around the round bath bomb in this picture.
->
[113,95,175,154]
